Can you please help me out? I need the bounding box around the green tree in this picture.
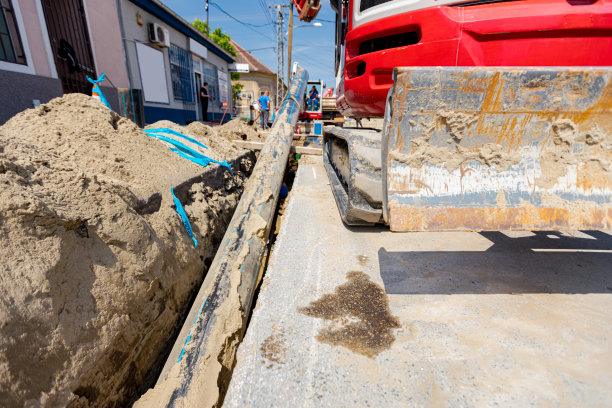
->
[192,19,237,57]
[232,82,244,106]
[191,19,210,37]
[211,27,237,57]
[192,20,243,109]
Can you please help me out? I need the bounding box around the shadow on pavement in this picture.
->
[378,231,612,295]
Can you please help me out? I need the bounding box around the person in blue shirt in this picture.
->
[308,85,319,111]
[257,91,271,130]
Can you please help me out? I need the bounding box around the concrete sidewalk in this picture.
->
[224,156,612,407]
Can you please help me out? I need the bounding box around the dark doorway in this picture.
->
[41,0,96,94]
[194,72,202,120]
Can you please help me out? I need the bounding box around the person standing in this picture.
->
[258,90,271,130]
[251,99,261,126]
[200,82,210,122]
[308,85,319,111]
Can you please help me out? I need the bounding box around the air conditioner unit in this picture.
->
[148,23,170,47]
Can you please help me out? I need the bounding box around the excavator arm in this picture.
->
[293,0,321,22]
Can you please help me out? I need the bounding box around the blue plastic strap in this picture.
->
[86,73,111,109]
[171,188,198,247]
[144,131,232,171]
[122,91,127,118]
[169,147,217,168]
[177,296,208,363]
[144,127,209,150]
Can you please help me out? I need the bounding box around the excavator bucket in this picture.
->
[293,0,321,22]
[383,67,612,231]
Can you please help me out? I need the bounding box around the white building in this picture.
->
[117,0,235,124]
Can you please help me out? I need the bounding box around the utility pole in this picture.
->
[287,2,293,84]
[276,5,284,108]
[270,4,289,108]
[206,0,209,29]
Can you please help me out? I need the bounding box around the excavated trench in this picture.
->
[0,93,268,408]
[128,151,258,404]
[133,151,299,407]
[134,67,309,408]
[0,68,309,408]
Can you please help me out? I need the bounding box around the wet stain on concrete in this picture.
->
[260,330,287,369]
[357,255,369,266]
[298,271,401,358]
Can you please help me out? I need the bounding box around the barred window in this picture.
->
[201,60,219,108]
[0,0,26,64]
[169,44,195,103]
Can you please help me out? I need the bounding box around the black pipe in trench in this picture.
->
[147,67,309,407]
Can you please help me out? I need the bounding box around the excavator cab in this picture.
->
[299,80,325,121]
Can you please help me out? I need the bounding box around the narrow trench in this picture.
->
[215,151,301,407]
[129,153,257,405]
[245,152,299,332]
[131,151,300,405]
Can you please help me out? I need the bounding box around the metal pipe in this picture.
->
[147,67,309,408]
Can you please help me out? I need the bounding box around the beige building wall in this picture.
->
[233,72,277,119]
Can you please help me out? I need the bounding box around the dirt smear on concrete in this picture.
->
[357,255,369,266]
[298,271,400,358]
[260,329,287,368]
[0,94,256,408]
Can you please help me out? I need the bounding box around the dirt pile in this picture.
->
[0,94,255,407]
[200,118,268,143]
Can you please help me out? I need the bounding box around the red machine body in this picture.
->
[299,79,325,121]
[300,111,323,120]
[334,0,612,118]
[294,0,321,22]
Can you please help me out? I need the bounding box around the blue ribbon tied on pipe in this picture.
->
[143,128,232,171]
[86,73,111,109]
[171,188,198,247]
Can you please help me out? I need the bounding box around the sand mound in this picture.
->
[210,118,268,142]
[0,94,255,407]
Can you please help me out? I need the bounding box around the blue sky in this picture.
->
[160,0,337,91]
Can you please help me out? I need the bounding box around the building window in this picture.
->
[201,60,219,109]
[169,44,195,103]
[0,0,26,64]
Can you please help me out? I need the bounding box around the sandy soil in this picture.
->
[0,94,256,407]
[190,118,268,143]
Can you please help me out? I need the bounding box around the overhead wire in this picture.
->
[259,0,277,37]
[292,49,333,71]
[210,2,269,28]
[206,2,275,41]
[207,2,334,86]
[247,46,277,52]
[293,13,336,23]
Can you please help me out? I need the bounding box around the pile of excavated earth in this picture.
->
[0,94,260,407]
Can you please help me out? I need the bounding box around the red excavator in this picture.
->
[294,0,612,231]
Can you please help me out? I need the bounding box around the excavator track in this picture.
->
[323,126,383,225]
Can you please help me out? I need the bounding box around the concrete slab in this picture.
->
[225,156,612,408]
